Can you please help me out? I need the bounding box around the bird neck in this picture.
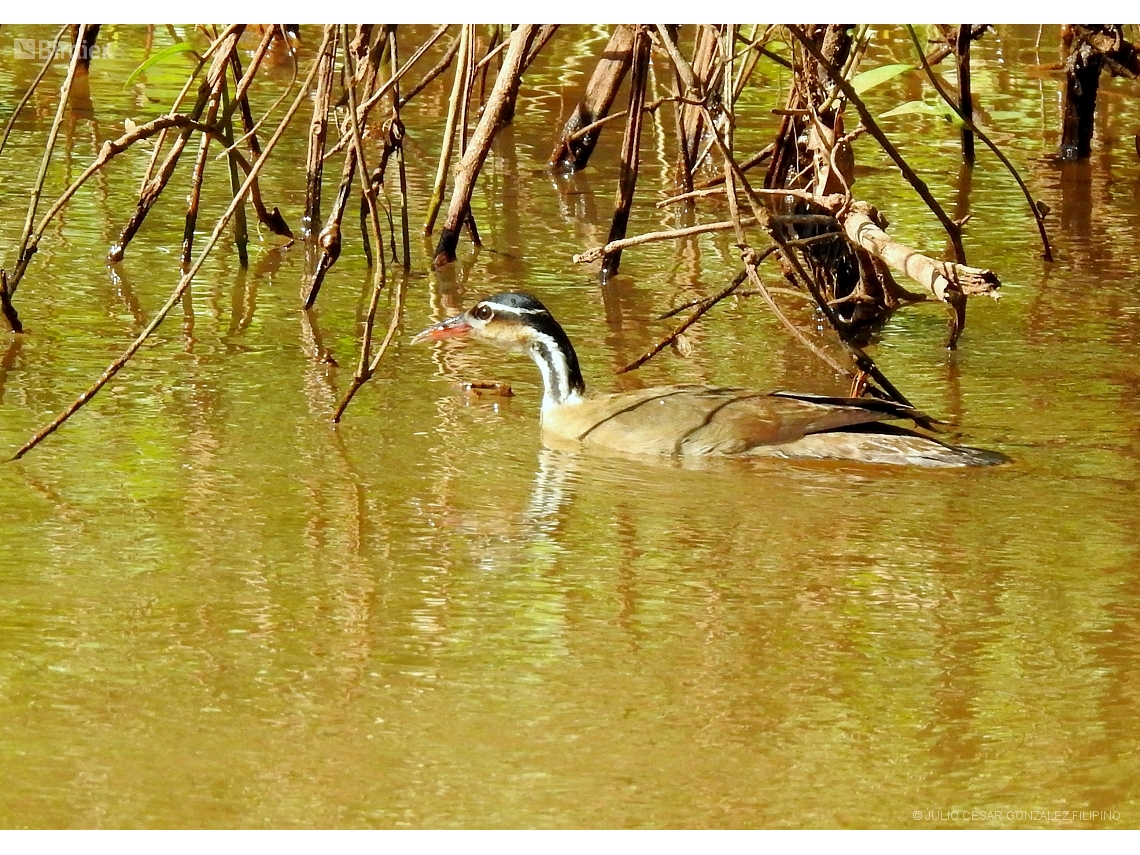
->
[524,320,586,412]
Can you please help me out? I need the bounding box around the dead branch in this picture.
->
[0,25,68,161]
[840,202,1000,304]
[433,25,540,267]
[601,25,651,281]
[216,25,299,161]
[904,26,1052,262]
[302,26,338,237]
[8,25,89,308]
[11,27,333,462]
[550,25,635,171]
[712,25,861,384]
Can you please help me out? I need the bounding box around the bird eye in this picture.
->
[472,304,493,321]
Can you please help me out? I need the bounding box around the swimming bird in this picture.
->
[412,292,1004,467]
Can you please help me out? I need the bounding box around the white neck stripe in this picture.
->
[528,329,583,410]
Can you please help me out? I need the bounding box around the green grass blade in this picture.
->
[124,42,194,89]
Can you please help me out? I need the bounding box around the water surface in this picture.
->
[1,25,1138,828]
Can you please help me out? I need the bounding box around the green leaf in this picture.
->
[851,63,913,95]
[124,42,194,89]
[879,99,965,127]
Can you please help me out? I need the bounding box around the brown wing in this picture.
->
[543,386,894,456]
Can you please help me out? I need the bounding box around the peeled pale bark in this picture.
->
[840,202,999,303]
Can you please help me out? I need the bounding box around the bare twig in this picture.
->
[0,25,68,161]
[618,269,749,374]
[11,27,334,462]
[332,23,396,423]
[433,25,539,266]
[784,24,967,264]
[215,26,293,242]
[695,87,915,403]
[424,24,471,236]
[904,25,1053,261]
[5,115,215,295]
[657,184,829,209]
[8,25,88,303]
[398,35,460,108]
[563,96,698,146]
[574,217,758,264]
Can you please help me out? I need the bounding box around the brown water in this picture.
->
[1,25,1138,829]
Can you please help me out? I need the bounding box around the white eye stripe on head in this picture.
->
[480,301,548,316]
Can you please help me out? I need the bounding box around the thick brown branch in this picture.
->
[601,26,651,281]
[549,25,635,171]
[433,25,539,267]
